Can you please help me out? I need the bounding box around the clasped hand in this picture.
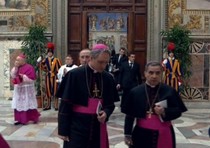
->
[58,111,107,142]
[14,61,20,67]
[124,135,133,146]
[58,135,70,142]
[154,105,165,116]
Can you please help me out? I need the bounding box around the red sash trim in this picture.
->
[72,98,109,148]
[137,115,173,148]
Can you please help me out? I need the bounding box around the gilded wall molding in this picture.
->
[168,0,210,35]
[168,0,182,28]
[0,0,51,34]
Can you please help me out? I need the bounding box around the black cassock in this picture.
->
[56,65,119,148]
[121,83,187,148]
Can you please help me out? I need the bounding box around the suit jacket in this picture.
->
[118,61,142,89]
[112,54,128,69]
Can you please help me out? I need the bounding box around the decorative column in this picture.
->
[52,0,68,62]
[147,0,166,62]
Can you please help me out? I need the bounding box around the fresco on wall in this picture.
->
[0,0,31,11]
[88,13,128,53]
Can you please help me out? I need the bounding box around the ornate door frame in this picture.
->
[53,0,166,65]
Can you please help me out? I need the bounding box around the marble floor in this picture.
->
[0,99,210,148]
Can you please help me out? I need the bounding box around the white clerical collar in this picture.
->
[88,64,98,73]
[66,64,73,67]
[168,57,174,60]
[145,81,159,88]
[48,56,54,59]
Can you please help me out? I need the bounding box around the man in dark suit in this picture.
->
[116,51,142,109]
[112,47,128,84]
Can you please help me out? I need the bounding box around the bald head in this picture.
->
[79,48,91,66]
[15,56,26,67]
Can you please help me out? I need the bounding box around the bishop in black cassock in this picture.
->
[56,44,119,148]
[121,61,187,148]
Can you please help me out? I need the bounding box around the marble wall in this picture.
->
[167,0,210,100]
[0,40,22,99]
[188,45,210,100]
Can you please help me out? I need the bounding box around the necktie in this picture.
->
[130,63,133,69]
[118,55,121,62]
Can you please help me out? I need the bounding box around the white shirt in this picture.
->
[57,64,78,83]
[163,57,175,65]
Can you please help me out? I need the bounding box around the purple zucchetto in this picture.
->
[92,44,108,51]
[18,53,26,59]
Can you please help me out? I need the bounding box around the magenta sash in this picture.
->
[137,115,173,148]
[72,98,109,148]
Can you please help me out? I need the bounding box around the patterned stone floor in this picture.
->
[0,99,210,148]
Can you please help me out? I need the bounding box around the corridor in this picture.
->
[0,99,210,148]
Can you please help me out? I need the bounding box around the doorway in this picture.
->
[67,1,147,74]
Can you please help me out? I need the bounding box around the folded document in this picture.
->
[155,100,167,122]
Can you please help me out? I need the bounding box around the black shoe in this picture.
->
[43,107,51,111]
[55,108,58,111]
[14,122,21,125]
[33,121,38,124]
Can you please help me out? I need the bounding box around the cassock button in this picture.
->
[152,132,158,143]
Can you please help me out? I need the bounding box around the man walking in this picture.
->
[56,44,119,148]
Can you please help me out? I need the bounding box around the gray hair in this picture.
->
[145,61,162,71]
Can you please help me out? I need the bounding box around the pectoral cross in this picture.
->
[93,83,100,97]
[146,108,153,118]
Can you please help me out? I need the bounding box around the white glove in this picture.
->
[162,59,167,65]
[37,56,42,63]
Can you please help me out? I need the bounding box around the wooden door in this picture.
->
[68,0,147,75]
